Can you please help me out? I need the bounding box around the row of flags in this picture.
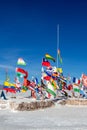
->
[15,54,87,90]
[3,49,87,99]
[69,74,87,87]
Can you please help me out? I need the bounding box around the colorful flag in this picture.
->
[50,78,57,90]
[3,86,16,93]
[17,58,26,66]
[42,71,51,81]
[4,81,15,87]
[72,77,80,85]
[46,81,56,97]
[42,58,51,67]
[44,70,52,77]
[58,49,62,64]
[34,77,39,85]
[45,54,55,62]
[73,84,80,93]
[44,76,51,81]
[57,68,63,73]
[82,74,87,87]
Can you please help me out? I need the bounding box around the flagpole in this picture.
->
[57,24,59,68]
[5,68,8,81]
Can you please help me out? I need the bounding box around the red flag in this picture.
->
[42,58,50,67]
[44,76,51,81]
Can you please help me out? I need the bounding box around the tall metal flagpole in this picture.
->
[5,68,8,81]
[57,24,59,68]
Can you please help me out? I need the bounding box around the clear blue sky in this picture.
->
[0,0,87,84]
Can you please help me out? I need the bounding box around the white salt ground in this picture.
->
[0,104,87,130]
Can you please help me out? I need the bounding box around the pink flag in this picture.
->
[82,74,87,87]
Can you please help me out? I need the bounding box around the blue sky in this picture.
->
[0,0,87,84]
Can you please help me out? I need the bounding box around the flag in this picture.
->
[52,72,59,77]
[28,86,35,91]
[42,71,51,81]
[30,81,36,87]
[58,49,62,64]
[72,77,80,85]
[46,81,56,97]
[44,70,52,77]
[45,54,55,62]
[34,77,39,85]
[44,76,51,81]
[3,86,16,93]
[73,84,80,93]
[67,84,73,90]
[16,68,28,78]
[52,66,57,72]
[57,68,63,73]
[50,78,57,90]
[82,74,87,87]
[4,81,15,87]
[42,58,51,67]
[17,58,26,66]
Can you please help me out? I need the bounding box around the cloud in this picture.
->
[0,64,15,70]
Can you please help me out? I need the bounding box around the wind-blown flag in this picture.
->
[82,74,87,87]
[42,71,51,81]
[57,68,63,73]
[3,86,16,93]
[17,58,26,66]
[42,58,50,67]
[44,70,52,77]
[72,77,80,85]
[50,78,57,90]
[44,76,51,81]
[46,81,56,97]
[3,81,16,93]
[58,49,62,64]
[73,84,80,93]
[32,77,39,85]
[45,54,55,62]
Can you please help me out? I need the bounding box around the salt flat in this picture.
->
[0,105,87,130]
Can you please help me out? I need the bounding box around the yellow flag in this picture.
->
[57,68,63,73]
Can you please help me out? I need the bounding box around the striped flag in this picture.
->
[17,58,26,66]
[45,54,55,62]
[72,77,80,85]
[50,78,57,90]
[42,58,51,67]
[73,84,80,93]
[46,81,56,97]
